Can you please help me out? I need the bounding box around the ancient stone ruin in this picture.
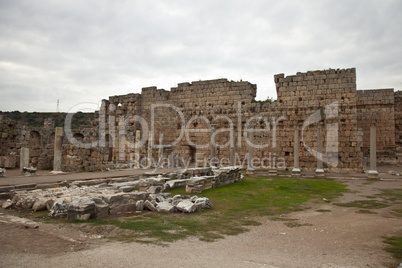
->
[2,167,242,220]
[0,68,401,174]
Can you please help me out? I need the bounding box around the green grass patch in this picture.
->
[31,176,347,244]
[316,209,331,213]
[334,200,389,209]
[376,189,402,202]
[170,176,347,217]
[284,222,313,228]
[384,236,402,259]
[356,209,377,214]
[390,209,402,217]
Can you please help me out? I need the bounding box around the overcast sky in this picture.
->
[1,0,401,112]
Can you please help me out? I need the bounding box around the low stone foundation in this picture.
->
[1,167,242,220]
[186,167,243,194]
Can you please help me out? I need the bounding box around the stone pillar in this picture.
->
[169,152,174,168]
[20,147,29,174]
[230,125,235,166]
[158,133,164,168]
[210,125,217,168]
[52,127,63,173]
[147,130,153,167]
[292,129,301,176]
[315,123,324,177]
[134,130,141,168]
[247,128,255,172]
[368,126,379,179]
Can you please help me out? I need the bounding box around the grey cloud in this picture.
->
[0,0,401,112]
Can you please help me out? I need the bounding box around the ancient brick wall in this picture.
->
[101,68,364,172]
[2,68,401,173]
[356,89,395,156]
[395,91,402,146]
[101,79,259,168]
[0,115,56,169]
[0,115,20,168]
[273,68,363,171]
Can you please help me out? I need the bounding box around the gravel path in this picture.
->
[0,177,401,268]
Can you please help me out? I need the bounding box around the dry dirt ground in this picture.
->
[0,178,401,268]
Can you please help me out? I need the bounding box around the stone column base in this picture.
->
[292,168,301,177]
[315,169,325,177]
[367,170,379,179]
[246,168,255,175]
[268,169,278,176]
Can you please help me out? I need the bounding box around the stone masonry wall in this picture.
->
[273,68,363,171]
[395,91,402,146]
[1,68,401,173]
[356,89,395,156]
[101,68,365,172]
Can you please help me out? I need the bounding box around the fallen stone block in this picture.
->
[119,186,135,192]
[2,199,12,209]
[176,199,198,213]
[155,194,165,203]
[91,197,110,218]
[147,177,167,186]
[164,179,188,190]
[32,198,49,212]
[195,197,211,209]
[110,181,139,190]
[21,196,36,209]
[102,193,130,208]
[67,197,96,221]
[147,186,163,194]
[46,199,55,211]
[156,201,175,213]
[95,203,109,218]
[49,199,69,218]
[144,200,157,211]
[138,179,149,191]
[190,195,198,203]
[136,200,144,211]
[110,203,136,214]
[127,191,149,202]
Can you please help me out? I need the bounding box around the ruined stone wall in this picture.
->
[101,68,364,172]
[0,115,20,168]
[273,68,363,171]
[395,91,402,146]
[0,115,55,169]
[101,80,259,168]
[0,114,106,172]
[2,68,401,173]
[167,79,257,167]
[356,89,396,156]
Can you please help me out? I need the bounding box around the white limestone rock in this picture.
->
[156,201,175,213]
[49,199,69,218]
[176,199,197,213]
[144,200,157,211]
[67,197,96,221]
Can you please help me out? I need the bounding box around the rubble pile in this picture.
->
[185,167,244,193]
[1,167,241,221]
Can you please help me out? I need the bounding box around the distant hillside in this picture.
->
[0,111,95,129]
